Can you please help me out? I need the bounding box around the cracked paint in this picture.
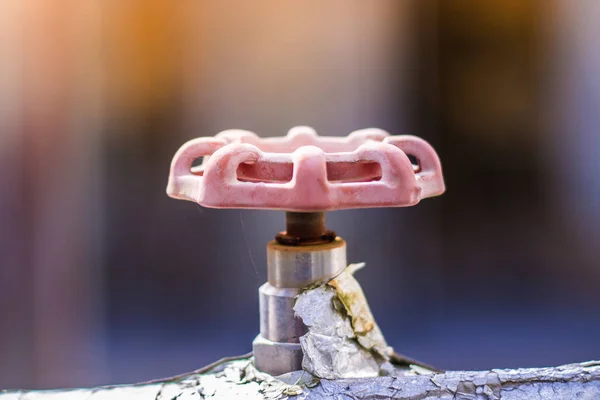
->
[293,263,393,379]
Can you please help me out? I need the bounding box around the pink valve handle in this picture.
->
[166,127,445,212]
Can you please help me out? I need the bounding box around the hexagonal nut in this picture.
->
[252,334,303,376]
[259,284,306,343]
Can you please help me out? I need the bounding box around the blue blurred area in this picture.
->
[1,0,600,389]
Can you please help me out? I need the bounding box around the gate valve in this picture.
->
[166,126,445,376]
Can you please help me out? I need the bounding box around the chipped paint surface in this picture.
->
[327,263,392,359]
[294,263,393,379]
[3,357,600,399]
[0,357,307,400]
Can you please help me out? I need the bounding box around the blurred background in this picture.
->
[1,0,599,389]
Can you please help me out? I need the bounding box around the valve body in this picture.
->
[253,236,347,375]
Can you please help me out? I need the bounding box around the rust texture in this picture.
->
[275,212,336,246]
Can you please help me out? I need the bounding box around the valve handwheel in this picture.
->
[167,126,444,212]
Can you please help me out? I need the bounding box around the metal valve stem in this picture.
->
[275,212,336,246]
[253,212,346,375]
